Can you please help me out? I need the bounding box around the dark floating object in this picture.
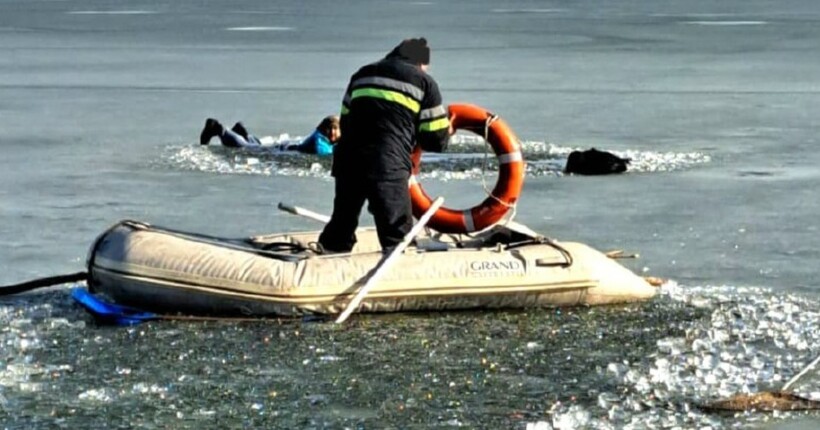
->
[564,148,630,175]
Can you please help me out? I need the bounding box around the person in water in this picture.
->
[318,37,451,254]
[199,115,341,155]
[287,115,341,156]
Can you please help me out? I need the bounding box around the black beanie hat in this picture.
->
[386,38,430,65]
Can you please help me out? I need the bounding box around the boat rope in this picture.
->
[477,113,522,232]
[0,272,87,296]
[480,113,516,208]
[259,241,310,252]
[120,220,310,261]
[536,237,573,267]
[503,238,573,267]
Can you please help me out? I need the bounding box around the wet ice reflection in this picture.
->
[0,297,81,429]
[1,283,817,428]
[591,282,819,428]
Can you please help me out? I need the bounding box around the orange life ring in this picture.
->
[410,103,525,233]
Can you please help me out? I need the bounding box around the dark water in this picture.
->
[1,0,819,428]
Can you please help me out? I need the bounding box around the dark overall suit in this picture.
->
[318,48,450,252]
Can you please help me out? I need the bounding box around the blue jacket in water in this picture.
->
[292,130,334,156]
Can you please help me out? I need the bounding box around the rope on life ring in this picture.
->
[409,103,526,234]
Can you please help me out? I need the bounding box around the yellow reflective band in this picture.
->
[419,117,450,132]
[351,88,420,113]
[341,105,349,115]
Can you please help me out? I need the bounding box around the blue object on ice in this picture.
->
[72,287,329,325]
[71,287,159,326]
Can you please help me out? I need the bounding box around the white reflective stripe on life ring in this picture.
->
[498,151,523,164]
[463,210,475,232]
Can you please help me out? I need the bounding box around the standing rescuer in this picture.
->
[318,38,451,253]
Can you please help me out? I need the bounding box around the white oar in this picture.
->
[335,197,444,324]
[782,354,820,391]
[277,202,330,224]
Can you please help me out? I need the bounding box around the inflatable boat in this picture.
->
[85,219,657,317]
[83,103,656,318]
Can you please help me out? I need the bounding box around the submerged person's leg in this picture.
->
[220,128,261,148]
[217,128,245,148]
[231,122,261,145]
[200,118,260,148]
[200,118,224,145]
[231,122,249,139]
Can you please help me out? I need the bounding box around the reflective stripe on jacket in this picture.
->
[332,57,449,180]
